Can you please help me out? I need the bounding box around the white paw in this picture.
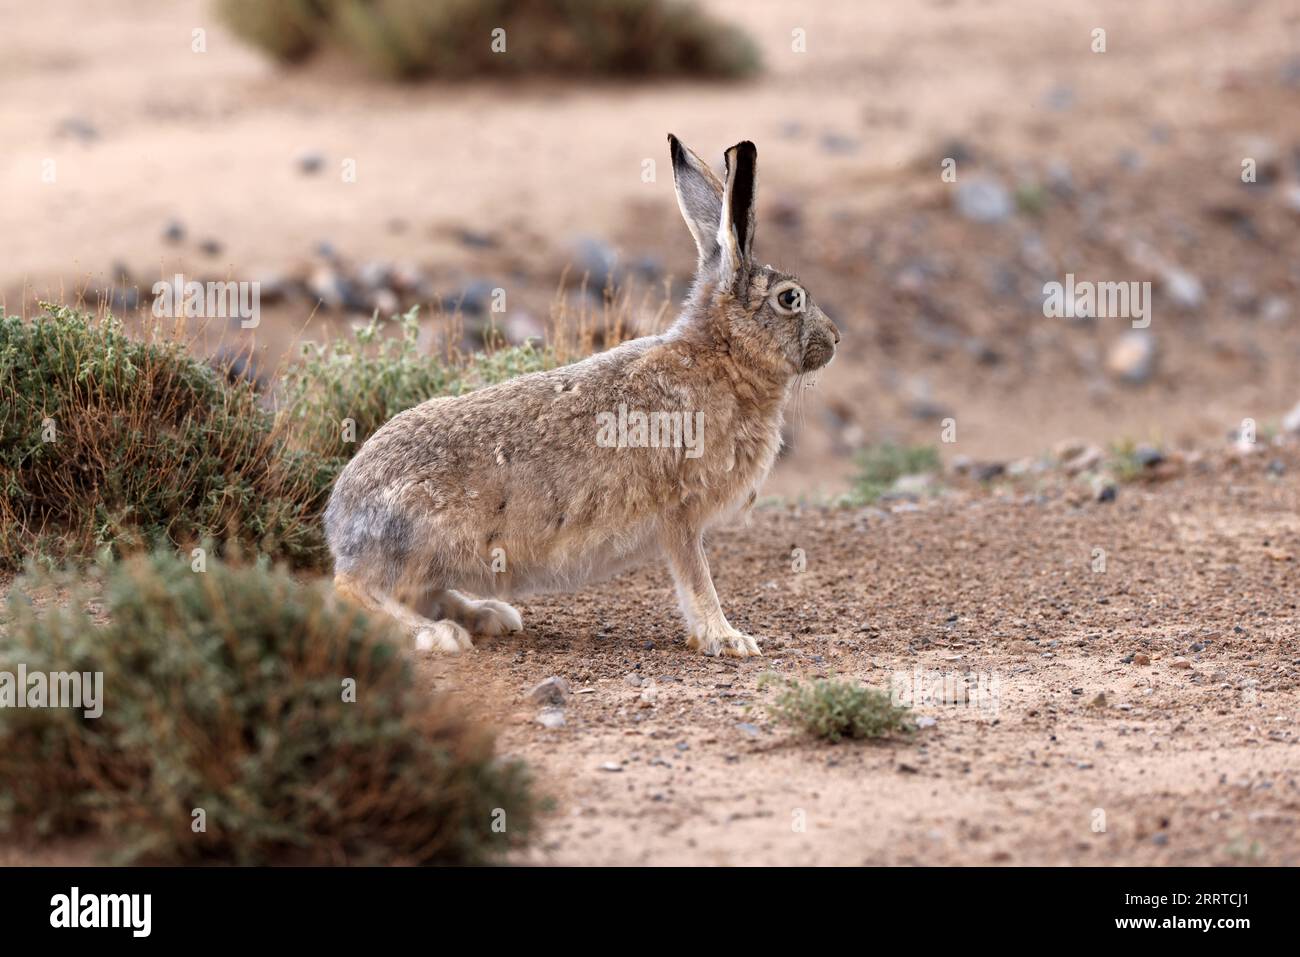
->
[471,600,524,636]
[415,620,474,654]
[687,624,762,658]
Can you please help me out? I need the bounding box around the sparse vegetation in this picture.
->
[280,306,551,466]
[0,305,331,571]
[1105,439,1147,483]
[1103,438,1172,484]
[217,0,761,79]
[848,442,941,505]
[0,550,535,864]
[0,305,549,571]
[760,674,914,743]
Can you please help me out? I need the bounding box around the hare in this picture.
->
[325,135,839,657]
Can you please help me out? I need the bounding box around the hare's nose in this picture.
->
[828,320,841,344]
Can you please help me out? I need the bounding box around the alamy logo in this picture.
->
[152,273,261,328]
[595,404,704,459]
[1042,273,1151,328]
[0,665,102,718]
[890,667,1001,717]
[50,887,151,937]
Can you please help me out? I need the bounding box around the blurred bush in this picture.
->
[217,0,761,78]
[0,550,535,863]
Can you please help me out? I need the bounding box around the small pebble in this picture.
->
[528,676,570,706]
[535,708,566,730]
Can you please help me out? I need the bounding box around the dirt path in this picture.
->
[428,453,1300,865]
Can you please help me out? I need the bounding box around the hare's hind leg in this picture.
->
[334,573,474,654]
[416,589,524,638]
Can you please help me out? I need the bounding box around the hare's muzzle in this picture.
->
[801,311,839,372]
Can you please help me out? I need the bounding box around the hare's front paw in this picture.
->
[415,621,474,654]
[687,623,763,658]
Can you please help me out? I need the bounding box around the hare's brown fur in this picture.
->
[326,136,839,656]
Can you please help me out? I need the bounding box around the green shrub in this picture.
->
[279,306,550,462]
[0,305,549,571]
[217,0,761,79]
[761,674,914,743]
[0,550,535,863]
[848,442,941,505]
[0,305,331,571]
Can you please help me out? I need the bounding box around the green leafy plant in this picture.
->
[0,549,535,864]
[279,306,549,462]
[848,442,941,505]
[1105,439,1147,484]
[760,674,914,743]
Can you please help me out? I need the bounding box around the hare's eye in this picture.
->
[775,286,804,312]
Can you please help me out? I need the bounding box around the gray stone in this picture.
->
[955,177,1013,224]
[890,473,936,498]
[1260,297,1291,324]
[1093,477,1118,503]
[296,150,325,175]
[457,228,496,249]
[1106,331,1157,385]
[535,708,566,729]
[1133,444,1164,468]
[1043,84,1075,111]
[820,132,861,155]
[356,260,393,292]
[528,676,571,706]
[571,236,619,290]
[55,116,99,142]
[1163,269,1204,311]
[1282,400,1300,434]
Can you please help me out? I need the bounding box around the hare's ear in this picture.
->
[717,141,757,281]
[668,134,724,267]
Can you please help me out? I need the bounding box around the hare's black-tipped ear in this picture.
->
[718,141,757,280]
[668,133,724,267]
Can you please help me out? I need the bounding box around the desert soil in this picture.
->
[431,450,1300,867]
[4,449,1298,867]
[2,0,1299,865]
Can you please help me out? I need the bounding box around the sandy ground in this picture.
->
[435,450,1300,866]
[3,446,1296,867]
[2,1,1299,866]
